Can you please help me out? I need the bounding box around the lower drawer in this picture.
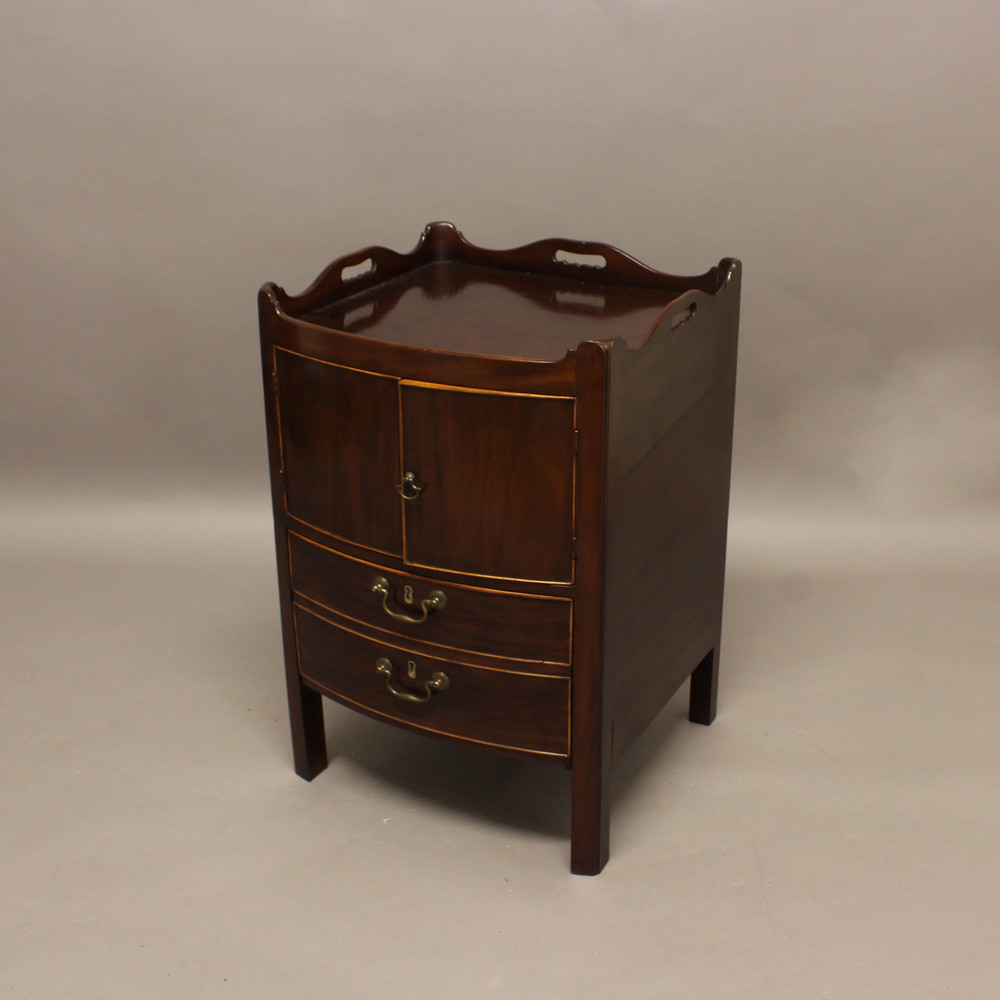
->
[294,604,570,758]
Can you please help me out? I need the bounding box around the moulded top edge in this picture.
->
[265,222,735,310]
[259,224,740,361]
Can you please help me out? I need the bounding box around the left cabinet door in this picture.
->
[274,351,403,556]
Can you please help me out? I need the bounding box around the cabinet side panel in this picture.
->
[605,286,739,756]
[607,384,734,751]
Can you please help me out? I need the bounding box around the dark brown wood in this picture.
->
[272,221,715,320]
[259,306,328,780]
[603,264,740,758]
[286,676,328,781]
[287,531,573,670]
[304,261,689,360]
[264,298,580,395]
[259,223,741,874]
[275,350,402,555]
[294,605,570,758]
[688,645,719,726]
[570,340,613,876]
[400,383,576,583]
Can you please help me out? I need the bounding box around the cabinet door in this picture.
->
[275,351,402,556]
[400,383,576,583]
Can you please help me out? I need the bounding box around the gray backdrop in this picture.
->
[4,4,1000,997]
[5,0,998,514]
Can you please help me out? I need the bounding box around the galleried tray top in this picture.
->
[270,222,733,362]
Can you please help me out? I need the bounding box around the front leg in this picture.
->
[288,677,328,780]
[571,751,611,875]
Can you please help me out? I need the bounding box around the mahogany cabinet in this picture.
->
[259,222,741,874]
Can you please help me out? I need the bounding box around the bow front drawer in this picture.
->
[288,532,571,670]
[294,605,570,758]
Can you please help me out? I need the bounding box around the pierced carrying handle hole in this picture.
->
[554,249,607,269]
[341,257,375,282]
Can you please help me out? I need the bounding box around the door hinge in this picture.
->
[572,536,577,559]
[573,429,579,453]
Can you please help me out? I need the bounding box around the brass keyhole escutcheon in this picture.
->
[375,656,449,704]
[371,577,447,624]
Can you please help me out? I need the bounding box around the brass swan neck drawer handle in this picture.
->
[397,471,423,500]
[376,657,449,704]
[371,576,447,624]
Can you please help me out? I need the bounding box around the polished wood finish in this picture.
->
[287,532,572,669]
[295,605,570,758]
[305,261,687,359]
[569,340,614,875]
[260,222,741,874]
[400,383,576,582]
[276,350,402,555]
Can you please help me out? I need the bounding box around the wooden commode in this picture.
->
[259,222,741,874]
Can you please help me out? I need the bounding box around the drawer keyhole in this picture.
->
[375,656,449,704]
[371,577,447,624]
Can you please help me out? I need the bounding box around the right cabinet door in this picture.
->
[400,383,576,583]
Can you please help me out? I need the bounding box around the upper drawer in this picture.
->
[288,532,572,670]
